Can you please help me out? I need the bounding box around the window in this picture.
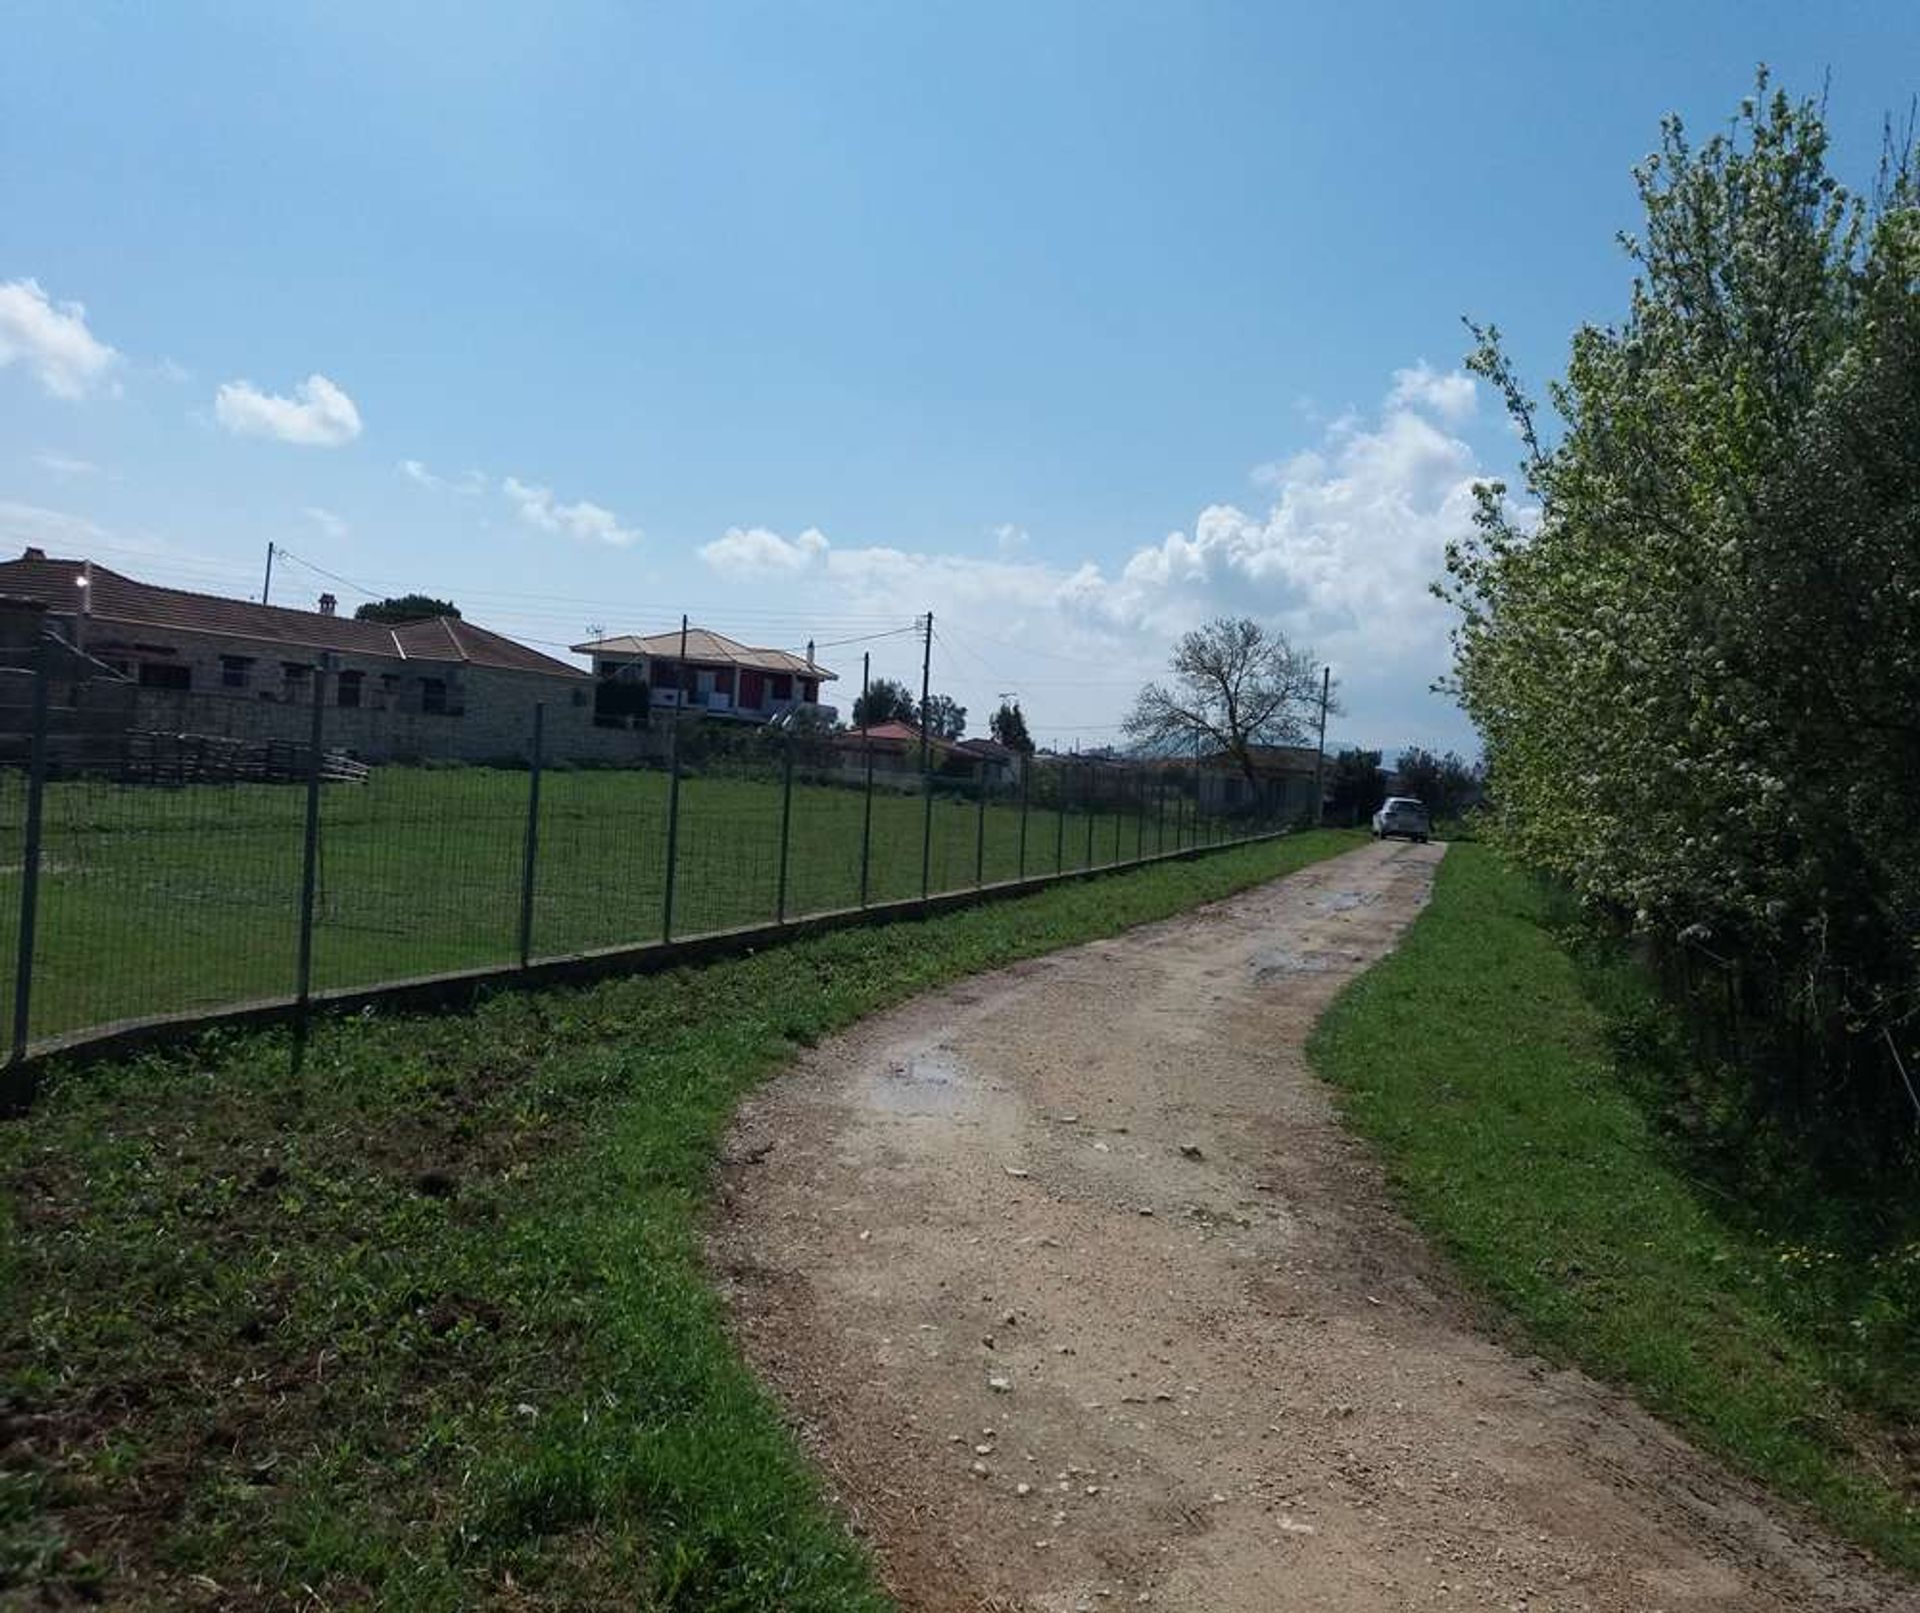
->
[770,673,793,702]
[337,670,363,709]
[220,654,253,690]
[138,661,191,691]
[420,677,448,715]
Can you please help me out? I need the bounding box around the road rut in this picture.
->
[710,840,1908,1611]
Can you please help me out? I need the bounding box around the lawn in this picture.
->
[0,762,1237,1047]
[1309,844,1919,1575]
[0,827,1363,1610]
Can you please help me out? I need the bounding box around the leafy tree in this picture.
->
[1391,748,1481,818]
[1124,617,1326,783]
[851,677,916,728]
[355,594,459,623]
[918,693,967,741]
[1326,747,1387,824]
[1441,72,1920,1142]
[990,700,1035,754]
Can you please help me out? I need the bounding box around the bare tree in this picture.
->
[1124,617,1327,783]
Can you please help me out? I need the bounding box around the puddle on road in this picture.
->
[1315,888,1380,913]
[1250,946,1349,981]
[867,1044,974,1117]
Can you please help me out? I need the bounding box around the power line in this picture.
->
[272,547,384,600]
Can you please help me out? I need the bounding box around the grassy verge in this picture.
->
[1309,844,1918,1574]
[0,827,1363,1609]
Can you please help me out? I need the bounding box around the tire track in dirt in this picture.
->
[709,840,1909,1611]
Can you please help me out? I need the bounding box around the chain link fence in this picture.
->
[0,644,1311,1059]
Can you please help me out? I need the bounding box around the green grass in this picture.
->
[0,764,1232,1046]
[0,827,1363,1609]
[1309,844,1919,1574]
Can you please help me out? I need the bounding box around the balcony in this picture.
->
[649,689,835,724]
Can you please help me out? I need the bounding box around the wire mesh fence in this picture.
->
[0,646,1315,1058]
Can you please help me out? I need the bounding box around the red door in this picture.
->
[739,669,765,710]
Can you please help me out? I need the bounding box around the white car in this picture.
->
[1372,796,1431,843]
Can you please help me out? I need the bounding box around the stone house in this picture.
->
[0,548,615,764]
[1196,743,1324,820]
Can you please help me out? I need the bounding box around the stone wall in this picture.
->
[130,665,664,767]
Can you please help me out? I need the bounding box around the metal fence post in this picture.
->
[1055,763,1066,873]
[1017,753,1029,880]
[775,730,795,922]
[1135,767,1145,864]
[859,732,874,908]
[517,703,544,968]
[295,664,327,1010]
[1083,764,1095,869]
[859,653,874,907]
[1156,772,1166,854]
[1113,774,1123,865]
[661,715,683,942]
[10,646,51,1064]
[919,611,933,900]
[974,776,986,887]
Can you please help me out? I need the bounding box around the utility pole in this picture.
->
[1312,665,1331,827]
[919,613,933,774]
[262,541,275,606]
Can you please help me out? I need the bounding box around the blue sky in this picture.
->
[2,2,1913,752]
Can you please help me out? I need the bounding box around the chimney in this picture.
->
[23,547,45,561]
[318,592,337,617]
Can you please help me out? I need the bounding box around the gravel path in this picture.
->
[709,840,1908,1611]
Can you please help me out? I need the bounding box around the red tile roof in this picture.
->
[571,626,836,681]
[0,551,585,678]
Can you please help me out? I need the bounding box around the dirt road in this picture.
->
[711,840,1907,1611]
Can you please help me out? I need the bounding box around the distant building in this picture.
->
[571,628,836,726]
[0,548,599,763]
[832,720,988,791]
[1196,743,1324,820]
[955,735,1019,790]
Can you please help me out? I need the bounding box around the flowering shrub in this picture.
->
[1443,75,1920,1146]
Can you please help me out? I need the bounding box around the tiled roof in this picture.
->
[572,626,836,681]
[834,720,966,758]
[0,552,585,678]
[844,720,925,745]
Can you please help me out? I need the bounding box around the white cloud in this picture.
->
[700,524,828,575]
[214,373,362,447]
[502,475,639,547]
[1387,361,1477,424]
[399,458,486,495]
[302,506,349,540]
[992,522,1030,556]
[0,278,118,399]
[693,364,1491,752]
[33,452,100,478]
